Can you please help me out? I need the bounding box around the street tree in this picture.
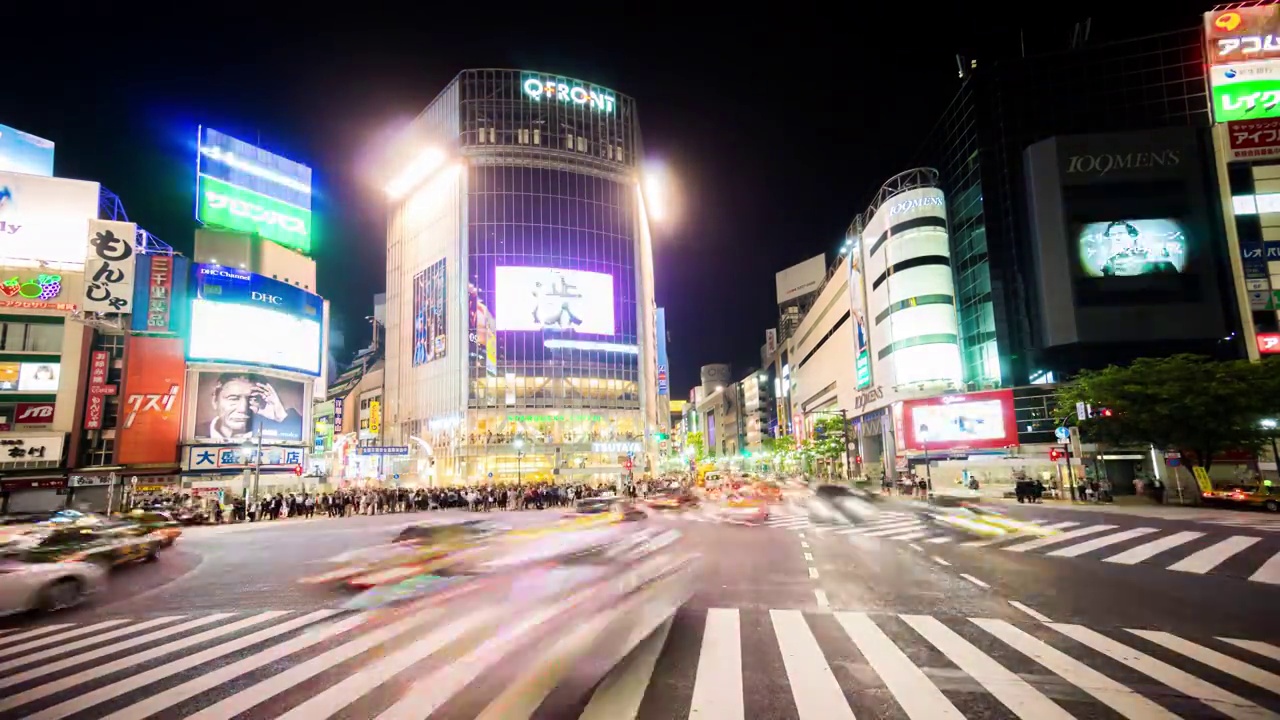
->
[1054,354,1280,470]
[685,431,706,460]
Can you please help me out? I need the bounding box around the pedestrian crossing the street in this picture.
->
[1,606,1278,719]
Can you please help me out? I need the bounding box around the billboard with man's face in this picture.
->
[191,370,306,442]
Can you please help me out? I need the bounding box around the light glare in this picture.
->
[386,147,446,200]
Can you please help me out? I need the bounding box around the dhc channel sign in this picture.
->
[193,264,321,319]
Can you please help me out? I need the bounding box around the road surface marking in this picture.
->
[960,574,990,589]
[961,538,1006,547]
[1007,601,1051,623]
[1217,638,1280,662]
[187,608,445,720]
[1247,550,1280,584]
[0,614,179,674]
[845,519,922,536]
[902,615,1072,720]
[804,552,814,561]
[580,617,673,720]
[1052,623,1271,720]
[1040,521,1082,531]
[1045,527,1160,558]
[688,608,744,720]
[1128,630,1280,693]
[0,623,74,650]
[1102,530,1204,565]
[1003,525,1118,553]
[0,612,233,693]
[800,540,810,548]
[1167,536,1260,574]
[925,536,953,544]
[798,532,806,539]
[861,523,930,538]
[808,566,820,579]
[0,619,134,662]
[770,610,856,720]
[276,602,504,720]
[835,611,964,718]
[909,543,924,551]
[3,612,278,716]
[32,610,342,720]
[931,556,951,566]
[814,589,830,609]
[973,618,1177,719]
[105,613,368,720]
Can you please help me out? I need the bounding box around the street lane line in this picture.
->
[930,556,951,566]
[925,536,953,544]
[580,617,673,720]
[903,615,1071,720]
[798,532,806,539]
[961,537,1007,547]
[1166,536,1261,574]
[804,552,814,561]
[1052,623,1272,720]
[972,618,1177,719]
[1102,530,1204,565]
[834,611,964,719]
[808,566,820,579]
[909,543,925,551]
[800,540,810,548]
[31,610,342,720]
[104,613,368,720]
[688,608,744,720]
[1247,550,1280,584]
[960,574,990,589]
[1127,629,1280,694]
[0,613,233,692]
[0,616,183,672]
[1218,638,1280,662]
[1040,521,1082,531]
[0,623,73,649]
[770,610,856,720]
[186,608,445,720]
[0,618,133,662]
[843,519,921,536]
[275,601,507,720]
[1003,525,1118,553]
[0,612,276,714]
[1045,527,1160,558]
[814,589,829,609]
[860,523,929,538]
[1007,601,1051,623]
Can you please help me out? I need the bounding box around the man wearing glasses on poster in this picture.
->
[206,372,304,441]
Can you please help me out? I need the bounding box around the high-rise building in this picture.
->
[382,69,659,486]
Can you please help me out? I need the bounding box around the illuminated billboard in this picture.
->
[847,246,872,389]
[0,362,60,392]
[901,390,1017,452]
[190,370,306,442]
[0,123,54,177]
[1206,6,1280,66]
[0,172,100,266]
[468,282,497,376]
[494,266,615,335]
[187,264,322,376]
[412,259,447,366]
[118,336,185,465]
[1210,60,1280,123]
[1076,219,1188,278]
[521,75,616,113]
[196,127,312,254]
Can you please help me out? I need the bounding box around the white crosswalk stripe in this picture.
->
[0,608,1277,719]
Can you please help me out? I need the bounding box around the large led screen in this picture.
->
[1077,219,1188,278]
[188,300,321,376]
[902,390,1016,452]
[0,362,61,392]
[494,266,615,335]
[191,371,306,442]
[0,123,54,177]
[412,259,447,366]
[0,172,100,266]
[195,127,313,254]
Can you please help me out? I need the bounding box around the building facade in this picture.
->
[383,69,659,486]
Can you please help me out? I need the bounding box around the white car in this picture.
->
[0,558,107,615]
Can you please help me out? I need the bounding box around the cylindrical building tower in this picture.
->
[382,69,658,486]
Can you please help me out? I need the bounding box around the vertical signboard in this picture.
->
[412,259,447,366]
[848,243,872,390]
[656,307,670,397]
[83,219,137,313]
[117,336,186,464]
[146,254,172,330]
[130,254,188,335]
[0,123,55,176]
[83,350,111,430]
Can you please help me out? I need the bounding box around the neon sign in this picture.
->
[522,77,616,113]
[1,274,60,300]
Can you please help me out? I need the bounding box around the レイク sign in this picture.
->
[522,76,616,113]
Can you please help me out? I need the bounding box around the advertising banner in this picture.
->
[0,123,55,176]
[191,370,307,443]
[131,254,188,334]
[197,127,312,209]
[656,307,669,396]
[1258,332,1280,354]
[494,266,615,335]
[188,264,323,376]
[765,328,778,357]
[184,444,306,471]
[1227,118,1280,161]
[1205,7,1280,66]
[14,402,54,426]
[118,336,185,465]
[467,282,497,376]
[900,390,1017,453]
[412,259,447,366]
[0,272,73,311]
[0,435,63,465]
[0,172,100,266]
[83,219,137,313]
[848,252,872,390]
[84,350,112,430]
[775,254,826,304]
[0,361,60,392]
[1210,60,1280,124]
[196,175,312,254]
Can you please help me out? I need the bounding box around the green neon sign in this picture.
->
[197,175,312,254]
[1213,78,1280,123]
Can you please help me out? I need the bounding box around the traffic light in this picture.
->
[1049,448,1064,462]
[1099,408,1114,417]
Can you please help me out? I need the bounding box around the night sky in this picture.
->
[7,4,1209,395]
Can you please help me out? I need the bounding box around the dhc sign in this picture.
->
[523,76,616,113]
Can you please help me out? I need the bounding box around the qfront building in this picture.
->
[383,69,660,486]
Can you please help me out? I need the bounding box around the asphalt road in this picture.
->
[0,500,1278,719]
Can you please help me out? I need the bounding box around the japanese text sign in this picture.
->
[83,219,137,314]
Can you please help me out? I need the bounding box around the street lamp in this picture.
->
[514,437,525,485]
[918,424,933,493]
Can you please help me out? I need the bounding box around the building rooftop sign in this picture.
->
[522,75,616,113]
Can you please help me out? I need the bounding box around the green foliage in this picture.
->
[762,435,796,454]
[686,431,705,460]
[1054,354,1280,470]
[809,415,848,460]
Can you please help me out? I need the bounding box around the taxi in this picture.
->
[718,494,770,525]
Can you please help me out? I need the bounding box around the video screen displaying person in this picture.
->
[1077,219,1188,278]
[200,372,304,441]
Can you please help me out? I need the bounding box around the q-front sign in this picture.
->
[522,76,616,113]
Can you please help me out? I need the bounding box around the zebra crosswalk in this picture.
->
[0,606,1277,719]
